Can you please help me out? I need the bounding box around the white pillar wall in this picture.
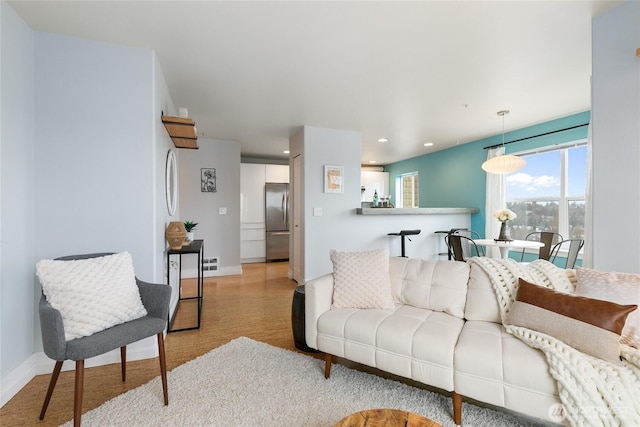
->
[591,1,640,273]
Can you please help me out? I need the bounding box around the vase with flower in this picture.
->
[493,209,517,242]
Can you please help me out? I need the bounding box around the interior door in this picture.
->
[292,155,302,282]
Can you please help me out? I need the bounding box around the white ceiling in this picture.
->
[8,0,619,165]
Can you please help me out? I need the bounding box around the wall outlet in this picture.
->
[219,207,227,215]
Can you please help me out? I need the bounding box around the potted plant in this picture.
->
[184,220,198,243]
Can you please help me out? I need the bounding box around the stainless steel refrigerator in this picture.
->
[265,183,290,261]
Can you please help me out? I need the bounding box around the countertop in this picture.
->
[355,207,479,215]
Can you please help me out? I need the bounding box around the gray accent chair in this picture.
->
[38,253,171,427]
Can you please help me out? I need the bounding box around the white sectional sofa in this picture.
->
[305,256,565,425]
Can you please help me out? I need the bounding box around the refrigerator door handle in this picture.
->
[281,194,286,223]
[285,191,289,225]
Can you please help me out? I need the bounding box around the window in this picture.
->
[506,142,586,240]
[395,172,419,208]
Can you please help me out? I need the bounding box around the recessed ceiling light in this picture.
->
[423,142,434,147]
[377,138,389,143]
[283,150,290,154]
[369,160,377,164]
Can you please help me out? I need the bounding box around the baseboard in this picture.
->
[0,353,38,408]
[0,335,159,409]
[241,257,266,264]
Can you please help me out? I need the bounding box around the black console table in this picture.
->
[167,239,203,332]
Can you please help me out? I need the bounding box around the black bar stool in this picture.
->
[387,229,421,257]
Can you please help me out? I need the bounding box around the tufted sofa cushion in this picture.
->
[317,305,465,392]
[454,320,561,423]
[389,257,470,318]
[463,262,502,322]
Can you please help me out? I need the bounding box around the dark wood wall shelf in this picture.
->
[162,115,199,149]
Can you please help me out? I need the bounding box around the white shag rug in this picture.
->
[64,337,555,427]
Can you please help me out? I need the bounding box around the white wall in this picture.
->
[592,1,640,273]
[0,8,177,405]
[302,127,363,280]
[153,53,178,282]
[33,32,156,274]
[0,1,36,391]
[32,32,164,366]
[178,138,242,275]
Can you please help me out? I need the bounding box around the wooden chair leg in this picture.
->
[74,360,85,427]
[452,391,462,425]
[39,360,63,420]
[121,346,127,381]
[324,353,333,379]
[157,332,169,405]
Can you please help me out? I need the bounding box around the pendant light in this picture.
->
[481,110,526,174]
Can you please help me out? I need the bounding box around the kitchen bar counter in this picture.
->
[356,207,479,215]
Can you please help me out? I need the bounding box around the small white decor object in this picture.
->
[36,252,147,341]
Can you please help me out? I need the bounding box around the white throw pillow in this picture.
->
[575,267,640,348]
[330,249,395,309]
[36,252,148,341]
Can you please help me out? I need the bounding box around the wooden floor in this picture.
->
[0,262,308,427]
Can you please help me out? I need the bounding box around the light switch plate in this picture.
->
[219,207,227,215]
[313,207,323,216]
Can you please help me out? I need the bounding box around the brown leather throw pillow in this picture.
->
[506,278,637,364]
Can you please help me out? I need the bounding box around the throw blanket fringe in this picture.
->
[468,257,640,427]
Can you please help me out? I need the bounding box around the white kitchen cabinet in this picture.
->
[241,164,266,261]
[361,171,389,202]
[241,163,266,223]
[265,164,289,183]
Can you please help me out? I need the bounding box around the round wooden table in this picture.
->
[335,409,442,427]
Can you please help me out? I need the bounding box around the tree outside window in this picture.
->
[396,172,419,208]
[506,144,586,240]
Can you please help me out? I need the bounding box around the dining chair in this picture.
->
[445,234,484,261]
[434,228,468,259]
[520,231,563,261]
[549,238,584,269]
[38,253,171,427]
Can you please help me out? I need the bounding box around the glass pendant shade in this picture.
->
[481,154,526,174]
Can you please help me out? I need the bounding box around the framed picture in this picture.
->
[201,168,217,193]
[324,165,344,193]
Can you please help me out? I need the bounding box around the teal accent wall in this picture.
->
[385,111,591,240]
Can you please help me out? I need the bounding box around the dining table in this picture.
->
[474,239,544,260]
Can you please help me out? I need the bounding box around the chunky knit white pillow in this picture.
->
[36,252,148,341]
[330,248,395,309]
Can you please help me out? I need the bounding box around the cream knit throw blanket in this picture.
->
[468,257,640,427]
